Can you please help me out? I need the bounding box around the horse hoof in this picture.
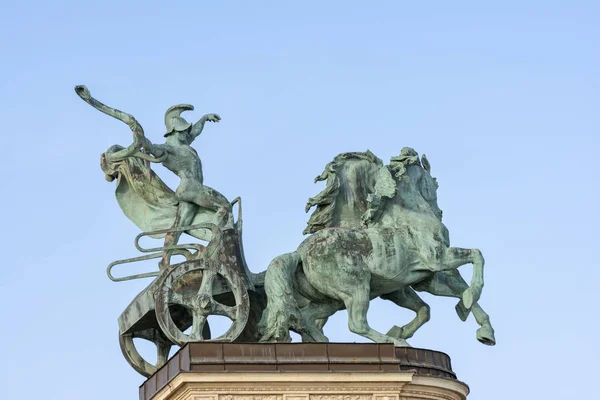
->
[455,301,470,322]
[476,325,496,346]
[387,325,413,340]
[392,338,411,347]
[387,325,403,339]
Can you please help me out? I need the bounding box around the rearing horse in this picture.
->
[258,148,494,346]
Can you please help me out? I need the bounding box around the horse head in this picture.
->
[387,147,443,221]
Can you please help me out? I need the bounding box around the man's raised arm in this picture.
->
[190,113,221,140]
[75,85,154,155]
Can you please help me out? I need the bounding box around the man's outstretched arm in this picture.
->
[190,113,221,140]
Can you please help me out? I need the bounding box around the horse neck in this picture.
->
[332,161,380,227]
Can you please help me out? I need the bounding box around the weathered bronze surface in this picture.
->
[259,150,494,348]
[76,86,493,379]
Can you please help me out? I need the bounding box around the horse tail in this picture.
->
[258,251,303,342]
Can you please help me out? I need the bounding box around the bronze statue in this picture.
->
[76,85,494,379]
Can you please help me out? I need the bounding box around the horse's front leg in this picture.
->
[414,271,496,346]
[381,287,431,340]
[439,247,485,309]
[340,284,410,347]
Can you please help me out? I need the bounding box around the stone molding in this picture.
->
[149,372,468,400]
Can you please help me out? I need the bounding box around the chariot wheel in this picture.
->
[118,328,172,378]
[155,259,250,346]
[119,323,211,377]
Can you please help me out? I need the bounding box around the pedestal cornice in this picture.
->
[140,343,469,400]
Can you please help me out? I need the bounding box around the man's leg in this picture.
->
[160,202,198,269]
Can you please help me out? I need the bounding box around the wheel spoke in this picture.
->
[156,342,171,366]
[213,302,237,320]
[190,309,207,340]
[169,291,186,306]
[198,268,216,296]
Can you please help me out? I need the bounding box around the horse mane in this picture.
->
[304,148,444,234]
[388,147,422,179]
[303,151,383,234]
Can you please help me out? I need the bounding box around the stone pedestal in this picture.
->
[140,344,469,400]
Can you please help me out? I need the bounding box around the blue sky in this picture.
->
[1,1,598,399]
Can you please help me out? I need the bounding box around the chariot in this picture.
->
[108,199,265,377]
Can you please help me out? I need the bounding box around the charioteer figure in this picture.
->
[138,105,232,268]
[75,85,233,269]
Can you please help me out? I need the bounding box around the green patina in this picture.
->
[76,85,494,378]
[259,148,494,346]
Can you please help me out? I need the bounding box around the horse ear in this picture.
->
[421,154,431,173]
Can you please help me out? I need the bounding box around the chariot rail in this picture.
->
[106,198,242,283]
[107,222,220,282]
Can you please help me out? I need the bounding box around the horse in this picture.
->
[367,148,495,345]
[258,148,494,346]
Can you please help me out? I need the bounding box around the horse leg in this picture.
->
[299,302,341,342]
[340,285,410,347]
[439,247,485,309]
[382,287,431,340]
[293,273,340,342]
[315,318,328,332]
[415,271,496,346]
[470,305,496,345]
[259,252,308,343]
[414,271,472,320]
[300,319,330,342]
